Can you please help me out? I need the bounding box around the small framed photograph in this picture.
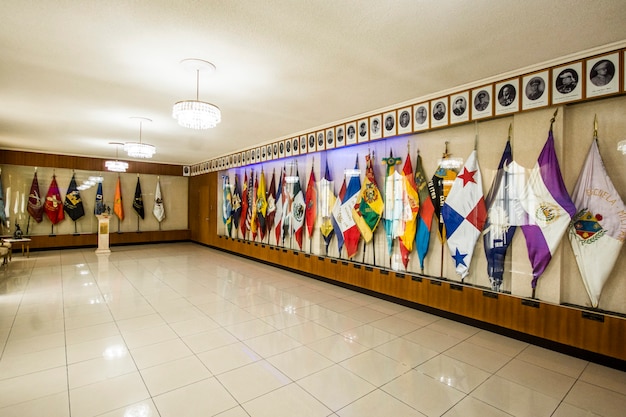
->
[272,143,278,159]
[307,133,316,153]
[450,92,469,124]
[285,139,292,156]
[246,150,252,164]
[239,152,245,166]
[369,115,382,140]
[471,86,492,120]
[267,145,273,161]
[316,130,325,151]
[586,52,620,98]
[301,135,307,153]
[261,146,267,162]
[522,71,549,111]
[552,61,583,104]
[413,103,429,131]
[383,111,396,137]
[431,98,448,128]
[495,79,520,115]
[357,118,369,143]
[336,125,346,147]
[397,107,412,134]
[345,121,357,145]
[255,148,261,163]
[291,137,300,155]
[326,127,335,149]
[279,141,285,158]
[209,160,214,170]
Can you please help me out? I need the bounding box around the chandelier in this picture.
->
[105,142,129,172]
[172,59,221,129]
[124,117,156,158]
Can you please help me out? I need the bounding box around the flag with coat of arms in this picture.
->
[353,151,384,244]
[399,152,420,269]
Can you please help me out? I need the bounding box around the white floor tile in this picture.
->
[140,355,212,396]
[153,377,238,417]
[374,337,438,367]
[496,358,576,400]
[564,380,626,417]
[243,382,332,417]
[417,355,491,394]
[336,389,426,417]
[217,360,291,403]
[0,391,69,417]
[307,334,369,363]
[197,342,261,375]
[267,345,334,381]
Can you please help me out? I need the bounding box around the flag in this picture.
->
[520,130,576,291]
[305,165,317,240]
[265,170,277,241]
[274,167,286,244]
[428,158,459,243]
[222,176,233,237]
[399,152,419,269]
[94,181,105,216]
[27,172,44,223]
[568,139,626,308]
[64,173,85,221]
[354,151,385,244]
[44,175,65,225]
[331,175,347,254]
[4,184,10,221]
[319,163,336,254]
[133,176,144,219]
[241,171,249,238]
[382,150,402,256]
[291,168,306,249]
[415,152,434,272]
[442,150,487,279]
[256,169,268,241]
[232,174,242,234]
[153,180,165,222]
[250,172,258,241]
[114,176,124,221]
[281,168,293,245]
[338,157,362,258]
[0,172,6,226]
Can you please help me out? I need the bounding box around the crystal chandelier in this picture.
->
[172,59,221,129]
[124,117,156,158]
[105,142,129,172]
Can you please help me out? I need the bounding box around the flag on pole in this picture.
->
[250,172,259,241]
[399,152,419,269]
[331,175,347,254]
[319,163,336,254]
[0,172,6,226]
[241,171,249,239]
[94,181,105,216]
[520,129,576,291]
[568,139,626,308]
[265,170,277,241]
[133,176,144,219]
[305,165,317,239]
[153,179,165,222]
[354,151,384,244]
[291,168,306,249]
[382,150,403,256]
[64,174,85,221]
[232,174,242,234]
[27,172,44,223]
[4,184,10,221]
[415,152,434,272]
[114,176,124,221]
[428,157,459,243]
[442,150,487,279]
[338,157,362,258]
[281,167,294,245]
[274,166,286,244]
[256,169,268,241]
[44,175,65,225]
[222,176,233,237]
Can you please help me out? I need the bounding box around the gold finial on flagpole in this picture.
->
[549,108,558,131]
[443,141,450,159]
[474,121,479,151]
[593,114,598,141]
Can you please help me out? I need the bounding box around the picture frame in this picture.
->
[522,70,549,110]
[261,146,267,162]
[345,121,358,145]
[369,115,382,140]
[336,125,346,147]
[413,103,429,131]
[383,111,396,137]
[471,86,492,120]
[397,106,412,134]
[357,118,369,143]
[495,78,520,115]
[240,152,245,166]
[272,143,278,159]
[301,135,307,153]
[586,52,620,98]
[326,127,335,149]
[255,148,261,163]
[316,130,325,151]
[552,61,583,104]
[246,150,252,164]
[450,91,470,124]
[279,141,285,158]
[285,139,292,156]
[308,133,316,153]
[292,137,301,155]
[430,98,449,128]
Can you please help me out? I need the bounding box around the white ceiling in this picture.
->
[1,0,626,166]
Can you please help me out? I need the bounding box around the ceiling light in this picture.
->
[172,59,221,129]
[105,142,129,172]
[124,117,156,158]
[618,140,626,155]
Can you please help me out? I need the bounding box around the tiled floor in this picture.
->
[0,242,625,417]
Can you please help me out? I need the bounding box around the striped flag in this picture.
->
[275,166,286,245]
[428,159,459,243]
[415,152,434,272]
[331,175,347,255]
[319,163,336,254]
[251,173,258,241]
[383,150,402,256]
[354,151,384,244]
[256,169,268,241]
[338,157,361,258]
[399,152,419,269]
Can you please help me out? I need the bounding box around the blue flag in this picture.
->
[64,174,85,221]
[94,181,104,215]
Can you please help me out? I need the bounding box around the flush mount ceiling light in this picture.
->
[124,117,156,158]
[105,142,129,172]
[172,58,221,129]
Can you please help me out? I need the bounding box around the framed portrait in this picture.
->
[307,133,316,153]
[301,135,307,153]
[345,121,357,145]
[285,139,292,156]
[471,86,492,120]
[450,92,469,124]
[413,103,429,131]
[209,160,213,170]
[586,52,620,98]
[336,125,346,147]
[316,130,325,151]
[240,152,245,166]
[431,98,448,128]
[383,111,396,137]
[245,150,251,164]
[397,107,412,134]
[495,79,520,115]
[279,141,285,158]
[255,148,261,163]
[369,115,382,140]
[326,127,335,149]
[261,146,267,162]
[272,143,278,159]
[522,71,549,111]
[357,118,369,143]
[552,61,583,104]
[291,137,299,155]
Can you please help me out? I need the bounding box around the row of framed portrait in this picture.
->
[190,49,625,175]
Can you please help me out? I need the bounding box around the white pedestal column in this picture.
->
[95,215,111,254]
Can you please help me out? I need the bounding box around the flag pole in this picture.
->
[593,114,598,143]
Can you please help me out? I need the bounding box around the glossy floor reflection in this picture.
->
[0,242,625,417]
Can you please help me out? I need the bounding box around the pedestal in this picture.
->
[96,215,111,254]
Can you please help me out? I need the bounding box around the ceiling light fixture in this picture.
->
[172,59,221,129]
[124,117,156,158]
[618,140,626,155]
[105,142,129,172]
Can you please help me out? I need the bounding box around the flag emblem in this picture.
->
[293,202,305,222]
[535,202,559,224]
[573,210,604,242]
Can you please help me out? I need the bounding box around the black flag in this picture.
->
[133,177,144,219]
[64,174,85,221]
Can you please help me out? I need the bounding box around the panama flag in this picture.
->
[44,175,65,225]
[232,174,242,237]
[291,168,306,249]
[442,150,487,279]
[319,163,336,254]
[415,152,434,272]
[331,175,347,255]
[338,157,362,258]
[568,139,626,308]
[222,176,233,237]
[399,152,419,269]
[305,165,317,240]
[241,171,249,239]
[520,130,576,293]
[354,151,384,244]
[27,171,44,223]
[153,179,165,222]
